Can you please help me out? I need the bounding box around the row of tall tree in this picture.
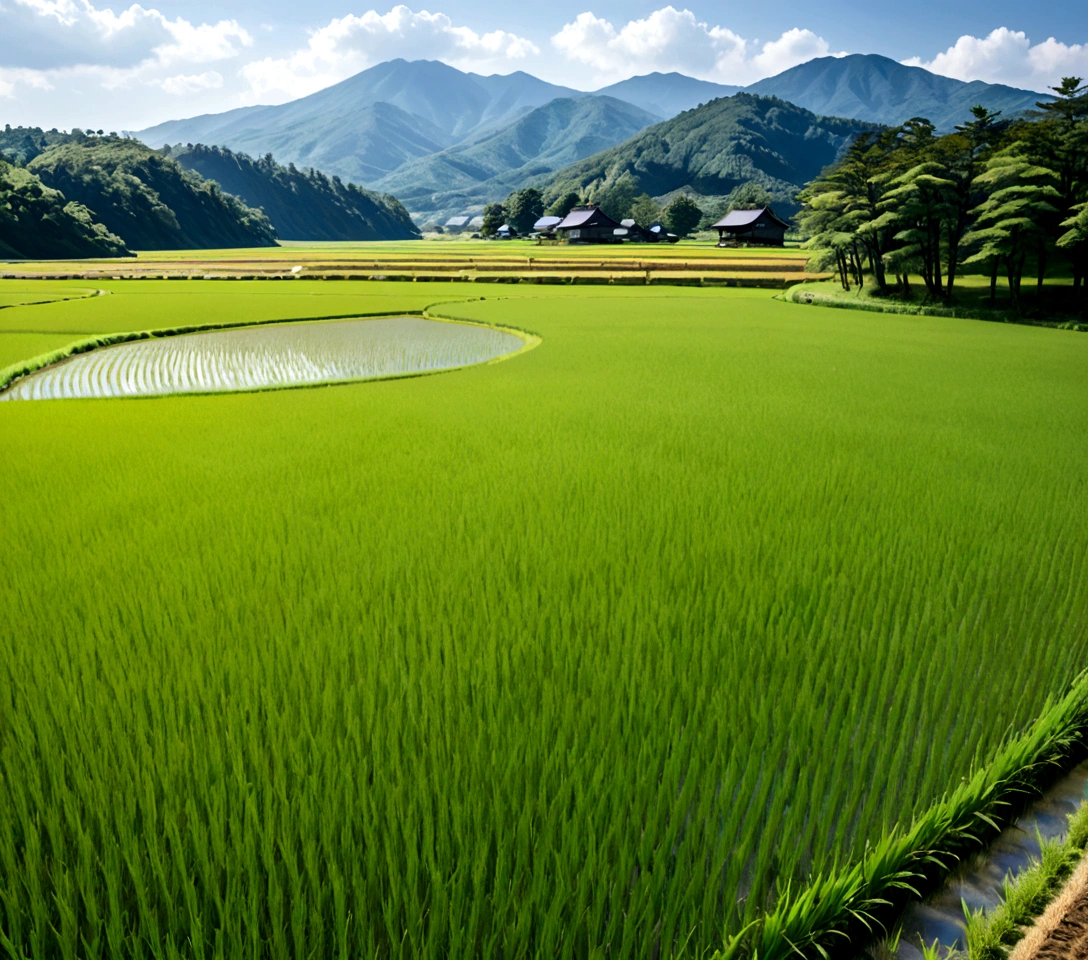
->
[799,79,1088,306]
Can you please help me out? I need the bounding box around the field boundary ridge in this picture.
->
[713,672,1088,960]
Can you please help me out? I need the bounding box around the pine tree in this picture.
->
[962,152,1060,306]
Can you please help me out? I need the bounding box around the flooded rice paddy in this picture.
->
[0,317,526,400]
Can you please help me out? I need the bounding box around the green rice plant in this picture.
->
[1,279,1088,959]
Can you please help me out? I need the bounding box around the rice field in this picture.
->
[1,276,1088,959]
[0,317,527,400]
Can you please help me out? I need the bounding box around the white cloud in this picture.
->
[2,0,250,70]
[160,70,223,95]
[0,0,252,126]
[904,27,1088,91]
[550,7,843,86]
[241,5,539,100]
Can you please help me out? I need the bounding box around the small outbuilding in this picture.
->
[615,219,654,242]
[555,206,623,244]
[495,224,518,239]
[532,215,563,238]
[445,215,471,232]
[647,223,679,244]
[712,207,789,247]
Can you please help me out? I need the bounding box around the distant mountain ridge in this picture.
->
[139,60,580,185]
[133,54,1050,223]
[594,73,743,119]
[373,96,661,223]
[747,54,1048,130]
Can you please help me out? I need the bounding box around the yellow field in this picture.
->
[0,239,822,287]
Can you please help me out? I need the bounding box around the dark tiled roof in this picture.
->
[712,207,790,230]
[556,207,622,231]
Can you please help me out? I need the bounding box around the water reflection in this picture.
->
[1,317,526,400]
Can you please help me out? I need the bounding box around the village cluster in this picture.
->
[442,205,790,247]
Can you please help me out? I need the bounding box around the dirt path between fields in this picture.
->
[1011,857,1088,960]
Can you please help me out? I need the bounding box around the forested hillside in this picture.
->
[540,94,875,216]
[169,145,420,241]
[0,158,129,259]
[22,134,276,250]
[374,96,660,223]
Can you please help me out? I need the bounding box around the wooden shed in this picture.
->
[555,206,623,244]
[712,207,789,247]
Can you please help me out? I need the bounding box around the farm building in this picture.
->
[555,206,623,244]
[712,207,789,247]
[496,224,518,239]
[615,219,652,242]
[647,223,679,244]
[532,215,563,238]
[444,215,471,233]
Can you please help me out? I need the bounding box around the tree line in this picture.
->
[799,79,1088,308]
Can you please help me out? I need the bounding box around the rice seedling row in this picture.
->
[0,317,526,400]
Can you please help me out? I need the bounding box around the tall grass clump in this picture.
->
[1,282,1088,958]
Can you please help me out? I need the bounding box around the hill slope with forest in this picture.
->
[747,54,1048,130]
[169,145,420,241]
[374,96,661,222]
[23,135,277,250]
[0,158,129,259]
[539,94,876,215]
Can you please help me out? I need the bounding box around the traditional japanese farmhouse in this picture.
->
[554,206,623,244]
[712,207,789,247]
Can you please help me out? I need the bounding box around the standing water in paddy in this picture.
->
[0,317,527,400]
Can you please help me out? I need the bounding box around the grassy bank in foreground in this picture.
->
[2,281,1088,958]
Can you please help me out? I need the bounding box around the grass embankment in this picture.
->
[1,279,1088,958]
[784,279,1088,331]
[962,801,1088,960]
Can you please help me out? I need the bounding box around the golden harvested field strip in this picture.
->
[1,244,821,286]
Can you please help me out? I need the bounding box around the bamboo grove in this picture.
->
[799,78,1088,308]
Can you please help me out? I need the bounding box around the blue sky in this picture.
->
[1,0,1086,130]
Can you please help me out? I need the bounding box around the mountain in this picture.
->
[747,54,1048,130]
[169,144,420,241]
[27,135,277,250]
[374,96,661,222]
[595,73,742,118]
[539,93,876,215]
[138,60,579,185]
[0,157,129,259]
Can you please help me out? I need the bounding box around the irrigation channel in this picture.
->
[878,761,1088,960]
[0,316,527,400]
